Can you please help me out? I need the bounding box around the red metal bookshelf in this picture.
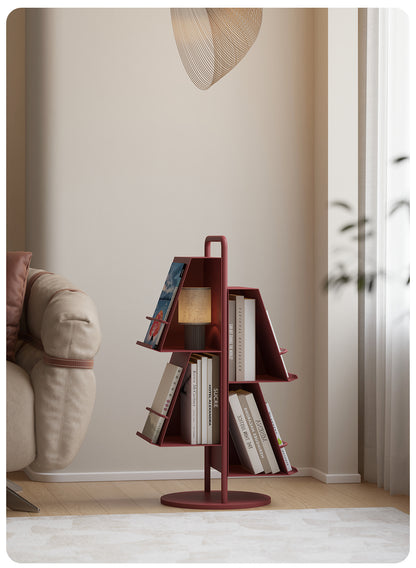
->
[136,235,297,509]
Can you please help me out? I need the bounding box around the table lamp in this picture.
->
[178,287,211,350]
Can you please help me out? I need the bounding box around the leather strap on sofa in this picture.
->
[43,355,94,369]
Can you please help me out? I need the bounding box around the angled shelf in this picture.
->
[136,235,298,509]
[228,287,298,382]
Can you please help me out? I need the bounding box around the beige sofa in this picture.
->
[7,267,101,511]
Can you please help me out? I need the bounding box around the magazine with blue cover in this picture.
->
[143,261,186,348]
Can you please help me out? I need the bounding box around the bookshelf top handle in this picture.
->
[204,235,228,261]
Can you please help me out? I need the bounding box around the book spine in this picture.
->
[211,355,220,444]
[196,358,202,444]
[228,298,236,381]
[238,394,271,473]
[142,413,165,443]
[244,298,256,381]
[190,364,197,443]
[180,363,197,444]
[162,366,182,415]
[201,356,208,444]
[207,356,213,444]
[235,296,245,381]
[150,416,165,443]
[229,392,263,474]
[246,394,280,473]
[142,363,182,444]
[266,402,292,472]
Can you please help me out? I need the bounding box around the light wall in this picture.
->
[313,9,359,481]
[313,9,329,474]
[23,7,315,478]
[8,8,360,482]
[7,9,26,251]
[327,9,359,477]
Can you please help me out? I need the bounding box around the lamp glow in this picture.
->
[178,287,211,349]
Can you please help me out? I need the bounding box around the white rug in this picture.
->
[7,507,409,563]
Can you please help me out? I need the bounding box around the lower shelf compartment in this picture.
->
[228,465,298,477]
[161,490,271,510]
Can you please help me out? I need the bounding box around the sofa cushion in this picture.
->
[16,269,101,471]
[6,361,36,472]
[7,251,32,361]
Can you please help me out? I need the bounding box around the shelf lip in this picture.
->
[228,286,258,291]
[145,315,169,325]
[136,340,156,350]
[230,374,297,384]
[160,442,222,448]
[145,407,168,419]
[136,341,222,354]
[136,431,155,444]
[158,348,222,354]
[228,466,298,477]
[136,431,221,448]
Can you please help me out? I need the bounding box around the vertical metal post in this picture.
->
[204,446,211,493]
[204,236,228,503]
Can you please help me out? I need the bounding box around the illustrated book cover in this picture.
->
[143,261,186,348]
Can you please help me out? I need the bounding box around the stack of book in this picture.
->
[228,389,292,475]
[228,295,256,381]
[180,354,220,445]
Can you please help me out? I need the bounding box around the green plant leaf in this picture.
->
[331,200,353,211]
[340,223,356,232]
[357,274,367,291]
[389,200,410,215]
[392,155,409,164]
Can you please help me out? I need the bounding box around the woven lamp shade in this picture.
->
[170,8,263,90]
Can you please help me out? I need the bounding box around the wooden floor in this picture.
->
[7,471,409,517]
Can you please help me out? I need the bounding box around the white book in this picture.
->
[180,362,197,444]
[142,363,183,443]
[238,390,280,473]
[244,298,256,381]
[206,355,213,444]
[228,298,236,381]
[266,402,292,472]
[201,355,208,444]
[234,295,245,381]
[237,391,271,473]
[191,356,203,444]
[210,354,220,444]
[229,392,263,474]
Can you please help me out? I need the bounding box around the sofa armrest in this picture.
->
[16,269,101,471]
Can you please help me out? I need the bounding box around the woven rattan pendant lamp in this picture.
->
[170,8,263,90]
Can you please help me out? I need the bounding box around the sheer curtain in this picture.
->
[359,8,410,495]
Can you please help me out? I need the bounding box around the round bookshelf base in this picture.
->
[161,490,271,510]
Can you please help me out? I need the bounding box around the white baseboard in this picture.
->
[305,468,361,484]
[24,467,221,483]
[25,466,361,484]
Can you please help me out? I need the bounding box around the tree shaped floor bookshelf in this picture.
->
[136,235,298,509]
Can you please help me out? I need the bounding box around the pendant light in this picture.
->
[171,8,263,90]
